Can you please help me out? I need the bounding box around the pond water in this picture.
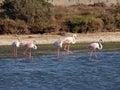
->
[0,52,120,90]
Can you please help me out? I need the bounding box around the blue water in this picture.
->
[0,52,120,90]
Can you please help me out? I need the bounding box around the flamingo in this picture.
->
[88,39,103,60]
[53,39,63,58]
[12,37,21,57]
[23,40,37,60]
[62,34,77,54]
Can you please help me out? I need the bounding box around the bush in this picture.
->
[0,2,119,34]
[65,15,103,33]
[3,0,51,23]
[115,13,120,28]
[91,18,104,32]
[99,14,115,31]
[2,19,16,34]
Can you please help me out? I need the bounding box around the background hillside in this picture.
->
[0,0,120,35]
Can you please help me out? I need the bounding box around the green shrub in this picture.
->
[91,18,104,32]
[115,13,120,28]
[2,19,17,34]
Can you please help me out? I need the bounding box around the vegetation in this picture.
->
[0,0,120,34]
[0,42,120,57]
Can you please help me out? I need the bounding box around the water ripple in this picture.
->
[0,52,120,90]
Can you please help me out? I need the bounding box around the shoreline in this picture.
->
[0,32,120,45]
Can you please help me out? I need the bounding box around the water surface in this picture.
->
[0,52,120,90]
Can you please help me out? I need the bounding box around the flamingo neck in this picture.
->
[33,41,37,45]
[98,42,103,49]
[58,39,63,47]
[33,45,37,49]
[72,35,76,44]
[17,38,20,42]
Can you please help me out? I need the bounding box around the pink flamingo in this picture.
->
[53,39,63,58]
[62,34,77,54]
[88,39,103,60]
[12,37,21,57]
[23,40,37,60]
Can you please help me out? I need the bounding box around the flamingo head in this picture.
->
[33,40,37,50]
[33,40,38,45]
[73,34,77,39]
[33,45,37,50]
[99,39,103,43]
[17,37,23,45]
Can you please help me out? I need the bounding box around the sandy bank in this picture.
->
[0,32,120,45]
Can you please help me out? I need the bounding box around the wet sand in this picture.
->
[0,32,120,45]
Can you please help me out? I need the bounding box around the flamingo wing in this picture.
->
[12,41,20,47]
[25,43,37,49]
[63,37,73,44]
[88,43,99,49]
[54,40,63,48]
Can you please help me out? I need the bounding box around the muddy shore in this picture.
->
[0,32,120,45]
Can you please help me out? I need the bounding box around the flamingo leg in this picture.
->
[64,45,69,53]
[64,45,67,51]
[29,48,33,61]
[23,48,29,56]
[89,50,93,60]
[64,44,72,54]
[67,44,70,54]
[64,44,68,53]
[13,47,15,56]
[94,50,98,60]
[67,44,73,54]
[57,47,60,59]
[13,47,17,57]
[15,47,18,57]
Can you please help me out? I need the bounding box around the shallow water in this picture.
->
[0,52,120,90]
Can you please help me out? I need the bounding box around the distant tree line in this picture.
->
[0,0,120,34]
